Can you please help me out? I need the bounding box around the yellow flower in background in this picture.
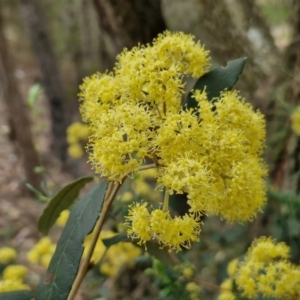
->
[100,242,141,277]
[83,229,141,277]
[56,209,70,227]
[216,237,300,300]
[119,191,134,202]
[83,230,111,264]
[0,247,17,264]
[217,291,236,300]
[66,122,90,143]
[185,282,201,300]
[66,122,90,158]
[3,265,28,281]
[68,143,84,159]
[27,237,56,267]
[227,259,239,277]
[291,106,300,135]
[0,279,29,292]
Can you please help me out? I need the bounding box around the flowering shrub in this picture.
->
[3,31,298,300]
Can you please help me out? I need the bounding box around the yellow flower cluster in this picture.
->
[0,247,16,264]
[66,122,90,158]
[125,202,200,252]
[156,90,267,222]
[236,237,300,299]
[0,265,29,292]
[79,31,210,181]
[27,237,56,268]
[291,106,300,135]
[83,229,141,277]
[185,282,201,300]
[79,31,267,251]
[218,237,300,300]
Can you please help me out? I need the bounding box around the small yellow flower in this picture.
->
[100,241,141,277]
[0,247,17,264]
[227,259,239,277]
[0,279,29,292]
[68,143,84,158]
[120,191,134,202]
[186,282,201,300]
[27,237,56,267]
[3,265,28,281]
[125,202,152,245]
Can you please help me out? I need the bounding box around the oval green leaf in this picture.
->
[186,57,247,108]
[38,176,94,235]
[0,290,35,300]
[36,179,108,300]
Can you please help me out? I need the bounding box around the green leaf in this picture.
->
[36,179,109,300]
[186,57,247,108]
[145,241,176,267]
[0,290,35,300]
[38,176,94,235]
[27,83,42,110]
[102,233,130,247]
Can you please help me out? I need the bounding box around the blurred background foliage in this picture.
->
[0,0,300,299]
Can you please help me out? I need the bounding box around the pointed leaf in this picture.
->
[0,290,35,300]
[102,233,130,248]
[38,176,94,235]
[186,57,247,108]
[36,179,109,300]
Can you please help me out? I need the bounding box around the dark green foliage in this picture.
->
[36,180,108,300]
[38,176,94,235]
[185,57,247,108]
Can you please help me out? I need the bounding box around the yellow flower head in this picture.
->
[125,202,152,245]
[0,279,29,292]
[3,265,28,281]
[68,143,84,159]
[27,237,56,267]
[67,122,90,144]
[125,204,200,252]
[227,259,239,277]
[235,237,300,299]
[88,102,153,181]
[0,247,17,264]
[100,241,141,277]
[79,31,210,180]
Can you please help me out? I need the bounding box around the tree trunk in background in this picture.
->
[92,0,167,69]
[0,12,42,190]
[196,0,281,111]
[271,1,300,190]
[20,0,68,167]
